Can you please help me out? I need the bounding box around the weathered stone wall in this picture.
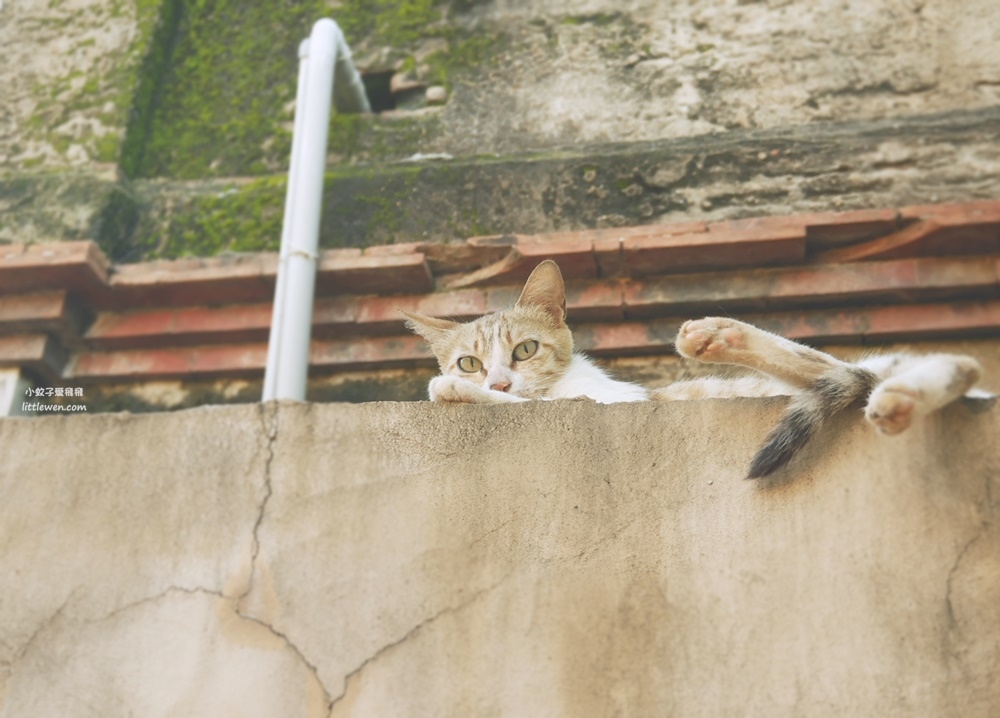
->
[0,0,159,172]
[7,0,1000,173]
[2,398,998,716]
[450,0,1000,154]
[2,0,999,257]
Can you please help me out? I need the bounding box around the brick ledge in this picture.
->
[1,199,998,384]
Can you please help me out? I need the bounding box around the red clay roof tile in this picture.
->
[2,200,998,386]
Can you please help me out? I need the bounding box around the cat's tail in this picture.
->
[747,365,879,479]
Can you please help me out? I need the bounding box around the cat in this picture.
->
[403,260,986,478]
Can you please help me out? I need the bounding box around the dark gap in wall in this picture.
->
[361,70,396,113]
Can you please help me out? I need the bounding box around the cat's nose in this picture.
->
[490,381,511,392]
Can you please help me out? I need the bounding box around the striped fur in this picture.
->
[746,366,878,479]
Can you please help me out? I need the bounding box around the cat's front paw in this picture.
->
[865,384,919,435]
[675,317,747,361]
[429,376,489,403]
[429,376,529,404]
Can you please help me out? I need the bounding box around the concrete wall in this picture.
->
[2,398,998,716]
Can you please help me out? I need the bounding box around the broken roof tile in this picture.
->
[815,217,1000,263]
[357,289,489,330]
[443,236,597,290]
[799,208,901,250]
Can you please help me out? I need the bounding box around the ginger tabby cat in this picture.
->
[404,260,986,478]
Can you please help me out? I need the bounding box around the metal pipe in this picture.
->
[0,369,32,417]
[262,38,310,402]
[330,21,371,115]
[263,19,369,402]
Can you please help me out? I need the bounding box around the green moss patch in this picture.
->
[129,0,504,178]
[0,172,140,255]
[135,176,288,259]
[119,0,184,177]
[135,0,329,178]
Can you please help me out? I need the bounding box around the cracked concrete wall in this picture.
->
[1,398,998,716]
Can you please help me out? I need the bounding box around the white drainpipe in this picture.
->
[262,19,370,402]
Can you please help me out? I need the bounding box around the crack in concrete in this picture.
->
[8,592,75,668]
[328,569,516,713]
[98,585,223,623]
[7,587,223,674]
[944,530,985,632]
[240,403,278,604]
[469,518,513,547]
[573,513,643,563]
[537,511,643,567]
[946,460,998,634]
[232,403,334,712]
[94,585,336,712]
[234,607,335,713]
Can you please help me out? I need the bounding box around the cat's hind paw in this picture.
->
[865,384,919,435]
[675,317,747,362]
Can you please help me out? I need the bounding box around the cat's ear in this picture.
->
[516,260,566,322]
[401,311,460,343]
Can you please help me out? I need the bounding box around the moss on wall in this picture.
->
[130,0,500,179]
[2,0,508,255]
[135,0,324,178]
[0,172,137,249]
[116,105,1000,260]
[335,0,446,48]
[132,163,426,258]
[133,176,287,259]
[94,184,143,261]
[14,0,162,172]
[119,0,184,178]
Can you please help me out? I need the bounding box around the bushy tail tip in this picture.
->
[746,366,877,479]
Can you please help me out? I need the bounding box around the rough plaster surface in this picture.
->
[128,105,1000,254]
[2,398,998,716]
[0,0,143,171]
[442,0,1000,157]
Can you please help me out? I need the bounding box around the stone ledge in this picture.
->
[4,107,1000,262]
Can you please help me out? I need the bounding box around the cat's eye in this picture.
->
[512,340,539,362]
[457,356,482,373]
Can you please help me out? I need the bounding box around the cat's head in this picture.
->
[403,260,574,398]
